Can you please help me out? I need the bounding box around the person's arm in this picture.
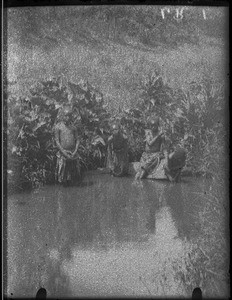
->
[71,129,80,156]
[107,135,113,150]
[70,141,80,159]
[108,135,113,143]
[123,134,129,151]
[54,124,71,159]
[161,135,168,158]
[146,131,164,147]
[159,134,169,159]
[74,139,80,152]
[162,134,173,159]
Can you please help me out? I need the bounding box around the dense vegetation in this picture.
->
[5,7,228,298]
[6,70,227,191]
[6,78,110,190]
[175,167,229,298]
[7,6,227,112]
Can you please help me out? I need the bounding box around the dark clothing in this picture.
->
[55,151,81,184]
[107,133,129,177]
[163,148,186,182]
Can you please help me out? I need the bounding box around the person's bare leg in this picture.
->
[135,169,145,180]
[135,171,141,180]
[173,169,181,182]
[139,169,147,179]
[176,172,181,182]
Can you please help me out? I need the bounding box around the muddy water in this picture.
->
[6,172,214,298]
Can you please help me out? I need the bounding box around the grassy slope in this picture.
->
[7,6,227,112]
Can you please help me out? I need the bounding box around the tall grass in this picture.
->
[8,38,225,114]
[177,167,229,298]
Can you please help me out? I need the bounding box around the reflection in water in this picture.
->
[7,173,210,298]
[63,182,187,297]
[155,206,178,241]
[143,181,166,233]
[164,182,202,240]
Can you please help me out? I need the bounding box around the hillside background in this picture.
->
[6,5,228,111]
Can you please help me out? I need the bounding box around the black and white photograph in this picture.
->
[3,3,229,299]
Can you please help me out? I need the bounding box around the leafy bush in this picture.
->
[121,108,146,162]
[7,70,226,191]
[120,71,226,176]
[176,75,225,174]
[7,78,110,189]
[67,79,111,169]
[120,72,176,161]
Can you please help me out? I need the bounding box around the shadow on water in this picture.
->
[6,173,213,298]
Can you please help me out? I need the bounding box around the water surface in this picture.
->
[6,172,215,298]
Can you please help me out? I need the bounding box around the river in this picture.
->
[5,171,228,298]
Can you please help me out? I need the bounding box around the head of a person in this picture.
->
[168,147,186,169]
[60,106,72,124]
[148,116,160,132]
[112,123,121,135]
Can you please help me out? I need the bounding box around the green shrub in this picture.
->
[176,75,225,174]
[7,78,110,189]
[7,70,226,190]
[120,108,146,161]
[120,71,226,176]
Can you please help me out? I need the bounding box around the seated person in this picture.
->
[135,117,167,180]
[163,147,186,182]
[54,106,81,186]
[107,123,129,177]
[135,117,186,182]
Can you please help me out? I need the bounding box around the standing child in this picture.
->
[54,106,81,186]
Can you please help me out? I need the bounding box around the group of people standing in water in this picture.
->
[54,106,186,186]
